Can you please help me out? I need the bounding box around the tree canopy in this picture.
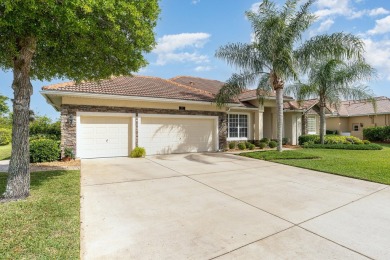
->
[0,0,160,81]
[0,94,9,115]
[0,0,160,201]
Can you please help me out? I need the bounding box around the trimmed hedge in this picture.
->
[30,139,61,163]
[268,141,277,148]
[0,128,12,145]
[363,126,390,142]
[302,143,383,150]
[237,143,246,150]
[299,134,365,145]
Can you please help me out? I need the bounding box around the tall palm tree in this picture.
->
[286,59,375,144]
[215,0,365,151]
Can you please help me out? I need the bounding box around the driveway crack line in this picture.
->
[296,185,389,226]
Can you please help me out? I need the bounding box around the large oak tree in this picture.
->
[0,0,159,201]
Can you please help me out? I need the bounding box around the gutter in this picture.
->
[41,92,60,112]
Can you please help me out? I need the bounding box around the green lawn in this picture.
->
[0,170,80,259]
[0,144,11,160]
[241,144,390,185]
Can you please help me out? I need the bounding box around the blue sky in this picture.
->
[1,0,390,120]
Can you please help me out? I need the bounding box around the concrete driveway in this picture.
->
[81,153,390,259]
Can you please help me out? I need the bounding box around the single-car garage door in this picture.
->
[78,116,131,158]
[139,115,217,155]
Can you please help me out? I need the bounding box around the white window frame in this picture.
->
[227,113,250,141]
[307,115,317,135]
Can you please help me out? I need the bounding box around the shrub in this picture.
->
[282,137,289,145]
[363,140,371,145]
[259,142,267,149]
[30,116,61,140]
[130,147,146,158]
[363,126,390,142]
[260,138,269,144]
[64,147,75,159]
[237,142,246,150]
[248,143,255,150]
[302,143,383,150]
[298,134,320,145]
[245,141,252,148]
[228,142,236,149]
[0,128,12,145]
[268,141,277,148]
[271,139,279,143]
[252,140,262,147]
[30,139,61,163]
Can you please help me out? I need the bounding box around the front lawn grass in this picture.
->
[0,170,80,259]
[0,144,11,160]
[241,144,390,185]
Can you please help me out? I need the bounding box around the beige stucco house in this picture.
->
[326,97,390,139]
[41,75,303,158]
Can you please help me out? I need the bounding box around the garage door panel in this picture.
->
[139,117,216,155]
[78,116,131,158]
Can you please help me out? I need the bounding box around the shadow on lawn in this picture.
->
[0,170,69,195]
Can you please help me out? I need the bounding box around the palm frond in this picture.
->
[295,33,365,72]
[215,72,259,108]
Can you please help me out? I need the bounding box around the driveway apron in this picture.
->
[81,153,390,259]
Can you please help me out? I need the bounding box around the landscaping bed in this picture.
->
[0,170,80,259]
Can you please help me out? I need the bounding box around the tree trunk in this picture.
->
[275,87,284,152]
[319,99,326,145]
[1,37,36,201]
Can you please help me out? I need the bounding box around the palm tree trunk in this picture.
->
[1,37,36,201]
[275,87,284,152]
[319,100,326,145]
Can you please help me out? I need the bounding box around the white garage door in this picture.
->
[139,116,217,155]
[78,116,131,158]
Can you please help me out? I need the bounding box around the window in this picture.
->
[307,115,317,134]
[228,114,248,139]
[352,123,359,131]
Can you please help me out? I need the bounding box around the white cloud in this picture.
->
[194,66,213,72]
[314,0,389,20]
[250,2,261,12]
[368,15,390,35]
[191,0,200,5]
[153,33,211,65]
[317,19,335,32]
[315,0,351,19]
[368,7,390,16]
[363,38,390,80]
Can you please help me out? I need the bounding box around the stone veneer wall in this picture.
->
[60,104,227,157]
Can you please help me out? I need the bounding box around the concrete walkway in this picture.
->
[81,153,390,259]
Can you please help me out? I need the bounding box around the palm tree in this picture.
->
[215,0,365,151]
[286,59,375,144]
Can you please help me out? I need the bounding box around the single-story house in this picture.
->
[326,97,390,139]
[41,75,302,158]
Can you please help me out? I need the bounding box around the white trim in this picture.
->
[138,114,219,152]
[76,112,135,158]
[226,112,251,141]
[77,112,134,117]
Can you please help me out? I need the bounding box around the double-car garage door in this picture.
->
[77,113,217,158]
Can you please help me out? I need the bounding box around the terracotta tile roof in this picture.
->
[239,89,293,101]
[42,75,217,103]
[333,97,390,116]
[170,76,224,95]
[283,99,319,110]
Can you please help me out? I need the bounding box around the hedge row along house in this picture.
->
[41,76,389,158]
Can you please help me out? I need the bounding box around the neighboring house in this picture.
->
[41,75,300,158]
[283,99,332,136]
[326,97,390,139]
